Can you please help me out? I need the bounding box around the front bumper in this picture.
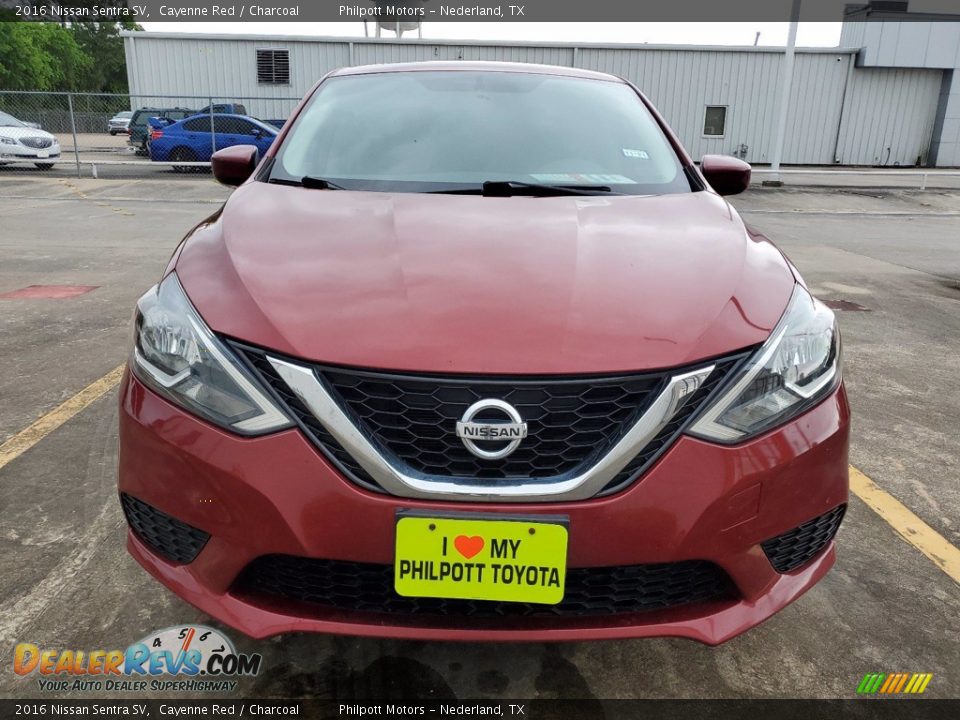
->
[0,144,60,162]
[118,369,850,644]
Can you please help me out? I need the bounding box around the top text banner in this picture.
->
[5,0,960,23]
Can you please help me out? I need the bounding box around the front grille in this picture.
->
[235,555,736,617]
[321,367,669,480]
[234,343,748,493]
[19,137,53,149]
[761,505,846,573]
[120,493,210,564]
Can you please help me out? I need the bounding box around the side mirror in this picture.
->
[700,155,751,196]
[211,144,258,187]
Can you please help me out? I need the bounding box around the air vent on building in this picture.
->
[256,49,290,85]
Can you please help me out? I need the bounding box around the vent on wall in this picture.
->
[256,49,290,85]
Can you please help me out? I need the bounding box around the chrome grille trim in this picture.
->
[269,356,716,502]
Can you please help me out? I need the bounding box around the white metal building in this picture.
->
[122,21,960,168]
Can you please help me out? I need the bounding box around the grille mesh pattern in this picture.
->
[19,137,53,149]
[761,505,846,573]
[120,493,210,564]
[321,368,668,480]
[235,555,736,617]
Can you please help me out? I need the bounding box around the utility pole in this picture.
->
[767,0,801,185]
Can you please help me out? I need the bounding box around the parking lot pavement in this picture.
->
[0,178,957,701]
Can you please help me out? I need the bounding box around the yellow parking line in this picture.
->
[0,364,125,472]
[849,465,960,585]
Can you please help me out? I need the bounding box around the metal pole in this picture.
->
[768,0,801,184]
[66,93,81,178]
[210,97,216,158]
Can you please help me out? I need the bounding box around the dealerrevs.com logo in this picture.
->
[13,625,262,693]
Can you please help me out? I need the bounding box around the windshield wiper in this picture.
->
[268,176,345,190]
[432,180,619,197]
[301,176,345,190]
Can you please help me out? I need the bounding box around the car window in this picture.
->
[273,71,690,195]
[183,117,212,133]
[217,117,257,135]
[0,111,25,127]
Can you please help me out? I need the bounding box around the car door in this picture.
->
[179,117,214,160]
[212,116,249,152]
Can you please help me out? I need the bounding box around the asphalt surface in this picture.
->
[0,178,957,702]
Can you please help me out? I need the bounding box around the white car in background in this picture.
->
[108,110,133,135]
[0,111,60,169]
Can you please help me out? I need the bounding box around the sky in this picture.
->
[138,22,846,47]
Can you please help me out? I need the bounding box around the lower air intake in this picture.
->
[120,493,210,564]
[761,505,846,573]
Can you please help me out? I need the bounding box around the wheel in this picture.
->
[110,130,117,136]
[168,146,197,173]
[35,163,54,170]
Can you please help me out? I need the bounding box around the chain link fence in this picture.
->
[0,91,300,178]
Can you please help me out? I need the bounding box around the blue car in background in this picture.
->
[148,114,278,168]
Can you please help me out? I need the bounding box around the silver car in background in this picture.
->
[108,111,133,135]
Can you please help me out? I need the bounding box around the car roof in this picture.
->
[330,60,623,83]
[172,113,276,128]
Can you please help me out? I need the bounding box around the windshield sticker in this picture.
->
[529,173,635,185]
[622,149,650,159]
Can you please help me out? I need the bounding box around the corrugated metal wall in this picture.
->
[836,68,944,166]
[124,34,944,167]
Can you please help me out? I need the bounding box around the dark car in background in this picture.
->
[128,107,193,155]
[147,114,278,167]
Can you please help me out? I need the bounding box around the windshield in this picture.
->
[271,71,692,195]
[0,111,25,127]
[115,111,133,119]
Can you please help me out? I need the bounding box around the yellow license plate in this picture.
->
[395,514,568,604]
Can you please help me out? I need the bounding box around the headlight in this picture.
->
[688,285,840,442]
[132,274,291,435]
[0,137,16,145]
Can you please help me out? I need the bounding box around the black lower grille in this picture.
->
[235,555,736,617]
[120,493,210,564]
[761,505,846,573]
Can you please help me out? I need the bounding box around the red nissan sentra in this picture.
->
[118,62,848,644]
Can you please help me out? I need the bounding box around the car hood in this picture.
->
[175,183,795,374]
[0,126,54,140]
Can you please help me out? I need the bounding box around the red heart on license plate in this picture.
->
[454,535,485,559]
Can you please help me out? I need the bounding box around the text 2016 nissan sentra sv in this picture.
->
[118,62,848,644]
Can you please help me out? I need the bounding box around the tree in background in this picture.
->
[0,10,140,92]
[0,22,91,91]
[71,20,139,93]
